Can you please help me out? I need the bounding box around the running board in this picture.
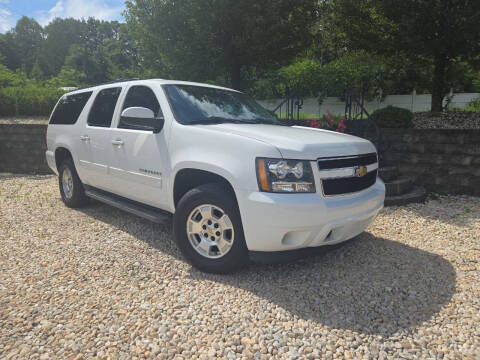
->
[84,187,172,225]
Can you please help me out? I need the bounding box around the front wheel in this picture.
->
[173,183,248,273]
[58,158,89,208]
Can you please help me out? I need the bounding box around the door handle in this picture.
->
[111,139,124,146]
[80,135,90,142]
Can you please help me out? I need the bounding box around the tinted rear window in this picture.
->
[88,87,122,128]
[49,91,93,125]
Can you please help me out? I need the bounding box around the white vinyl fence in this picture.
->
[258,92,480,116]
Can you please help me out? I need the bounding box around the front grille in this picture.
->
[322,170,378,196]
[317,153,377,170]
[317,153,378,196]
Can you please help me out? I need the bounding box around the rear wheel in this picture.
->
[173,183,248,273]
[58,158,88,208]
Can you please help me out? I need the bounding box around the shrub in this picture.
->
[277,51,387,102]
[0,65,67,117]
[464,98,480,112]
[372,106,414,128]
[0,85,65,117]
[299,110,347,133]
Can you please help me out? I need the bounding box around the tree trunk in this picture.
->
[431,53,447,112]
[230,61,242,90]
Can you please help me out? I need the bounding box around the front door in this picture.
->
[108,85,169,208]
[77,86,122,191]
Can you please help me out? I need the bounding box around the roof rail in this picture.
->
[66,78,141,93]
[101,78,141,86]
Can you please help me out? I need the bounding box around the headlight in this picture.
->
[256,158,316,193]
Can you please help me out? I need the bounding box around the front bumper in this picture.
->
[45,150,58,175]
[236,179,385,252]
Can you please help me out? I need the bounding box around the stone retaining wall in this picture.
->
[1,123,479,195]
[0,124,51,174]
[380,129,480,195]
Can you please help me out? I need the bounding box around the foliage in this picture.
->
[464,98,480,113]
[278,59,322,98]
[124,0,317,90]
[371,106,414,128]
[6,17,43,74]
[0,65,65,116]
[277,51,387,102]
[333,0,480,112]
[0,17,143,88]
[316,51,386,100]
[277,111,318,120]
[0,4,479,117]
[46,66,87,88]
[304,111,348,133]
[0,85,65,117]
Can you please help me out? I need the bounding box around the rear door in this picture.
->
[108,84,169,208]
[77,86,123,190]
[47,90,93,178]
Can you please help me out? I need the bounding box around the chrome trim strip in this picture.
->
[317,155,365,162]
[318,163,378,179]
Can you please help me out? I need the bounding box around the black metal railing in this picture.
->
[273,93,303,123]
[343,88,380,149]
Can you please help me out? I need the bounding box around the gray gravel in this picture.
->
[1,175,479,359]
[413,111,480,129]
[0,117,48,125]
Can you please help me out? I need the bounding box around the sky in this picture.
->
[0,0,126,33]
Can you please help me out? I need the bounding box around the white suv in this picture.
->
[46,79,385,273]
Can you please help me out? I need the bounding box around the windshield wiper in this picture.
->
[187,116,285,126]
[249,118,280,125]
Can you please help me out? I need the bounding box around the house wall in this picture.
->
[258,92,480,116]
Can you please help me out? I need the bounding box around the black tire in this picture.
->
[173,183,249,273]
[58,158,89,208]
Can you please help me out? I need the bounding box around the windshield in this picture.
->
[163,84,285,125]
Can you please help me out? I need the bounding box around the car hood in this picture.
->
[203,123,376,159]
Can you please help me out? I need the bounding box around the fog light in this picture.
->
[272,182,315,193]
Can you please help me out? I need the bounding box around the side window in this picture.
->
[49,91,92,125]
[87,87,122,127]
[122,86,162,117]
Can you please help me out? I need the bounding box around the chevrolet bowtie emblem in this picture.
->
[353,165,368,177]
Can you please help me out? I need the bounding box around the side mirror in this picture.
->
[119,107,164,133]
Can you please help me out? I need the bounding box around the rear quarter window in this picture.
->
[87,87,122,128]
[49,91,93,125]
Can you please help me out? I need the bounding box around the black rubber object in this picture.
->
[173,183,248,273]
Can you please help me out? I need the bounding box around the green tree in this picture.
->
[278,51,387,100]
[0,64,25,87]
[334,0,480,112]
[0,33,20,70]
[47,66,87,88]
[7,17,44,74]
[30,62,44,81]
[125,0,317,90]
[39,18,85,77]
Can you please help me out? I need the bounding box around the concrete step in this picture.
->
[384,186,427,207]
[378,166,398,182]
[385,176,414,196]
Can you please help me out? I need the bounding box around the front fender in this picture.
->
[167,122,283,211]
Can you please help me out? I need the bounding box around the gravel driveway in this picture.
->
[1,175,479,359]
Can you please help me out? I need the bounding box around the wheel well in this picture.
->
[55,147,72,171]
[173,169,236,207]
